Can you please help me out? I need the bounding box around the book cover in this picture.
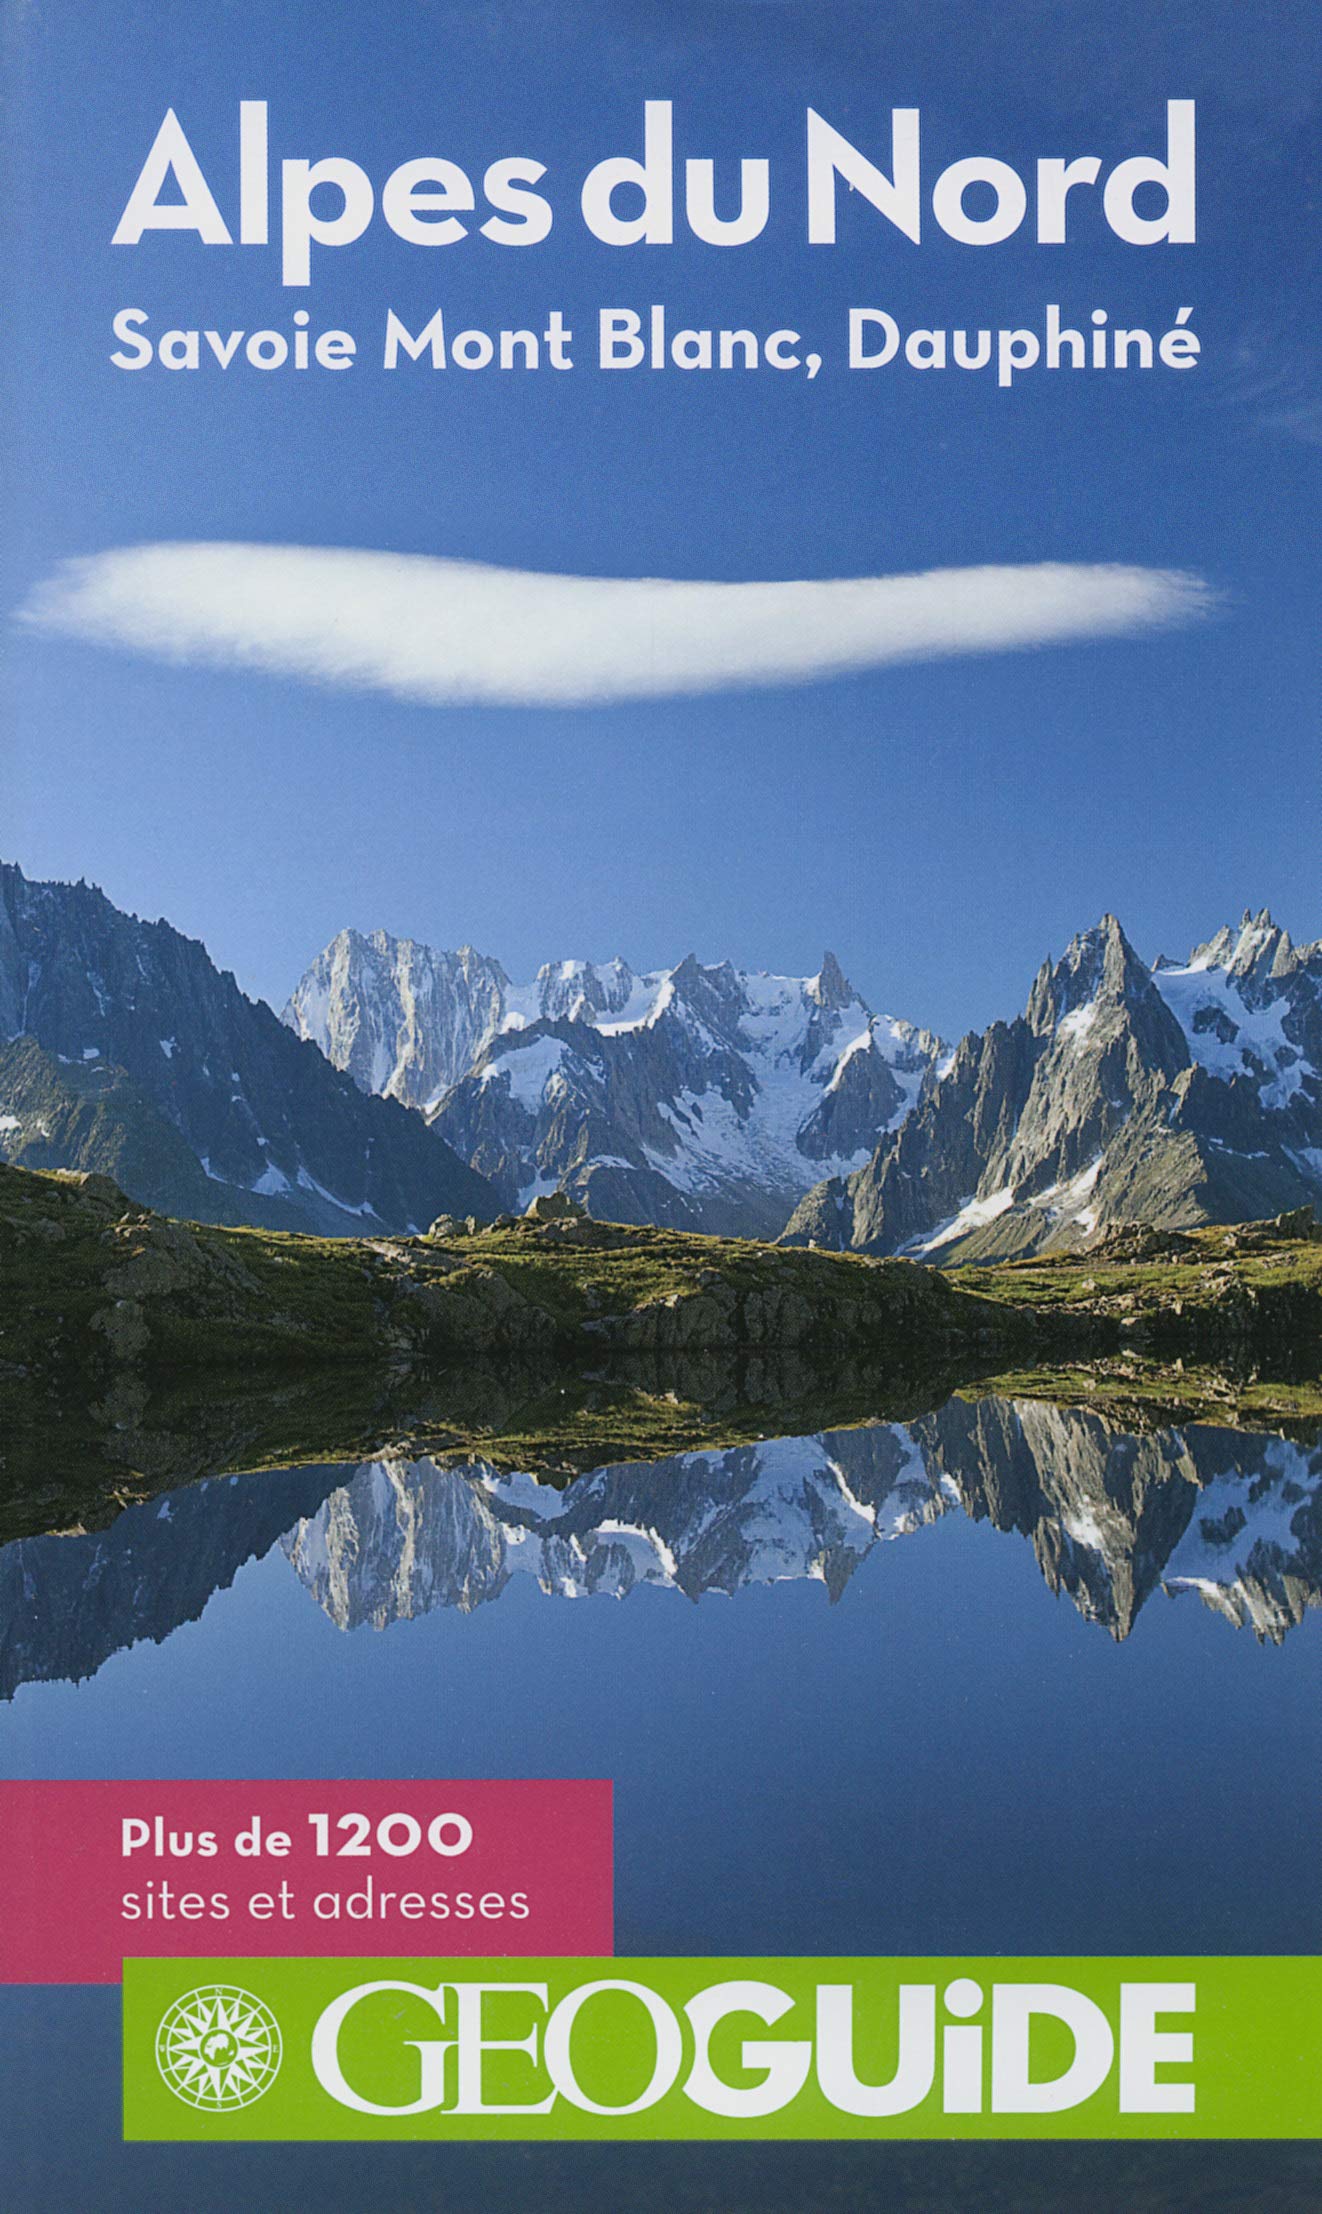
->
[2,2,1320,2208]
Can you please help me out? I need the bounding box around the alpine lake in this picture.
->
[2,1346,1320,2213]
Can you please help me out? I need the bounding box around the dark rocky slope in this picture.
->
[0,862,494,1234]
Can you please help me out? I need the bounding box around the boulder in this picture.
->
[523,1190,588,1224]
[428,1212,488,1240]
[1270,1206,1321,1242]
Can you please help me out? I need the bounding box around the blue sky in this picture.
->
[3,0,1319,1041]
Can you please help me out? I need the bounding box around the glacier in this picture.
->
[285,932,945,1238]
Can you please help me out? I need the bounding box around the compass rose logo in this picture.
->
[155,1984,283,2111]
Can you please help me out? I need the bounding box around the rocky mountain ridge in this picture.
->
[784,910,1322,1259]
[0,863,493,1235]
[5,860,1318,1254]
[286,928,945,1239]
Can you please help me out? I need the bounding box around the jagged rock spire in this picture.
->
[809,951,855,1011]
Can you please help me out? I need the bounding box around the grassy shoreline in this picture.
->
[4,1164,1322,1541]
[5,1162,1322,1384]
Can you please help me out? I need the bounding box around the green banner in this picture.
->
[122,1955,1322,2141]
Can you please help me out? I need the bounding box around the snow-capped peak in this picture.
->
[285,926,947,1238]
[1152,914,1322,1113]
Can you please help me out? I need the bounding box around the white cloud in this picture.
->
[17,542,1214,708]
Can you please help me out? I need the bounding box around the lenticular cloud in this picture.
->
[18,542,1214,708]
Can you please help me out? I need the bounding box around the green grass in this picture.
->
[962,1224,1322,1315]
[6,1164,1322,1541]
[442,1219,930,1323]
[973,1361,1322,1431]
[5,1163,1321,1429]
[2,1164,1016,1387]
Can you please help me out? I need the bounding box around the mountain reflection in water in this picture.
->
[3,1397,1319,1700]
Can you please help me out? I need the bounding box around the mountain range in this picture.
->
[783,911,1322,1258]
[3,857,1318,1252]
[285,930,943,1238]
[289,908,1322,1254]
[5,1403,1318,1696]
[0,863,492,1234]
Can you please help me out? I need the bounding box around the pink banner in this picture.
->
[0,1779,613,1983]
